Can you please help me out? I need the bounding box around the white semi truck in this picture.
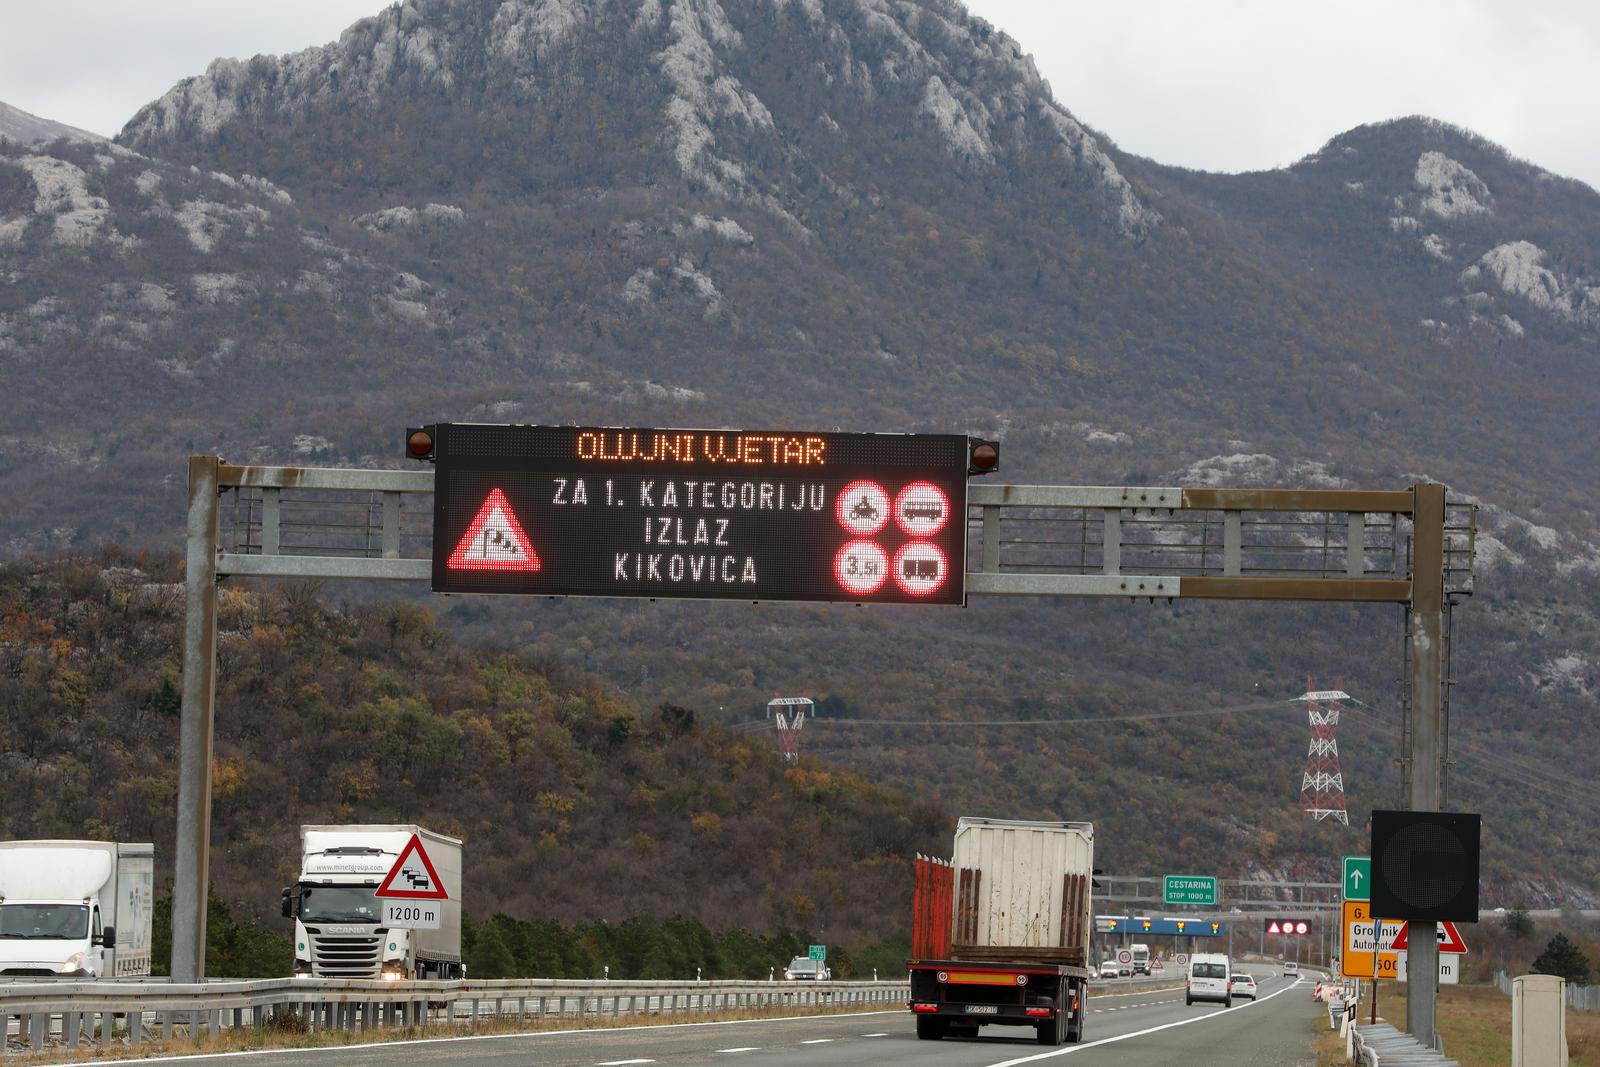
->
[0,840,154,979]
[282,825,463,980]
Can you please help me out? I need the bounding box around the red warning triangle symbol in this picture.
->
[1390,921,1467,953]
[375,833,449,900]
[447,488,540,572]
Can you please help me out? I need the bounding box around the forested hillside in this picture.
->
[0,551,948,946]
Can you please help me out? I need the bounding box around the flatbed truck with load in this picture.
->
[908,817,1094,1045]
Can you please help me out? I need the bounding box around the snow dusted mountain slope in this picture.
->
[0,100,106,146]
[122,0,1155,236]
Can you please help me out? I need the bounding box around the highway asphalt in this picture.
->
[60,971,1321,1066]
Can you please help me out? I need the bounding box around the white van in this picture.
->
[1186,952,1232,1006]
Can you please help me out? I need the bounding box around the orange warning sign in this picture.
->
[447,488,540,572]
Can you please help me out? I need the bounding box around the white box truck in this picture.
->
[1130,943,1151,975]
[0,840,154,978]
[282,825,462,980]
[909,818,1094,1045]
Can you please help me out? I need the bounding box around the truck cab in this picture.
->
[0,899,111,978]
[0,841,153,979]
[284,826,462,981]
[1130,943,1151,975]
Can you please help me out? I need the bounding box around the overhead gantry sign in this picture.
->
[175,427,1471,1047]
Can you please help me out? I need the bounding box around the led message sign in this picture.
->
[429,424,971,604]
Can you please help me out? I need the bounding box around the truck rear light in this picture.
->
[1025,1007,1052,1017]
[911,1003,940,1014]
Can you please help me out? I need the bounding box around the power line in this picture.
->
[1344,696,1597,792]
[798,698,1300,730]
[1343,699,1600,807]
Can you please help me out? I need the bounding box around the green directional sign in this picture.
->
[1343,856,1371,902]
[809,944,826,961]
[1163,875,1217,906]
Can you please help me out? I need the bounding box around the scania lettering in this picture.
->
[282,825,462,980]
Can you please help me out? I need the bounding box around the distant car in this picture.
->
[1229,973,1258,1001]
[1099,961,1120,980]
[784,957,829,981]
[1282,961,1299,979]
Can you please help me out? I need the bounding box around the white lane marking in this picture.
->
[980,977,1305,1067]
[800,1038,834,1044]
[715,1049,762,1054]
[49,1009,903,1067]
[596,1061,656,1065]
[862,1033,889,1037]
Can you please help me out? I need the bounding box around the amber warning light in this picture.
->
[968,440,999,475]
[427,424,974,605]
[406,427,435,461]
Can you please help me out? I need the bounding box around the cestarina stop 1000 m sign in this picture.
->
[428,424,971,605]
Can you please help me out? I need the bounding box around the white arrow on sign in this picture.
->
[1350,870,1364,889]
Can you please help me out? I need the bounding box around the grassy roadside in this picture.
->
[5,1001,898,1064]
[1329,982,1600,1066]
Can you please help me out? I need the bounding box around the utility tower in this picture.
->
[767,697,814,763]
[1298,679,1350,825]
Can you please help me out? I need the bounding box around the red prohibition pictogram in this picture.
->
[834,539,889,596]
[894,482,950,537]
[892,541,949,596]
[836,480,890,536]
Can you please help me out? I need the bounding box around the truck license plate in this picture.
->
[964,1005,999,1014]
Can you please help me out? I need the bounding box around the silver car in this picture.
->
[784,957,829,981]
[1229,972,1258,1001]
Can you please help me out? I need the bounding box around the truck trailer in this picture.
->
[908,817,1094,1045]
[282,825,463,980]
[0,840,154,979]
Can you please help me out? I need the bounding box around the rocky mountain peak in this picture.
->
[120,0,1156,237]
[0,100,106,147]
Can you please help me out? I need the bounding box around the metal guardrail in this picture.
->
[0,977,910,1057]
[1352,1022,1455,1065]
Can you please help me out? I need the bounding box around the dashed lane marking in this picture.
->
[715,1049,762,1054]
[48,1010,903,1067]
[980,977,1306,1066]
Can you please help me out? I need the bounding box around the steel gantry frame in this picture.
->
[177,458,1471,1043]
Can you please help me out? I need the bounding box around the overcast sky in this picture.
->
[2,0,1596,190]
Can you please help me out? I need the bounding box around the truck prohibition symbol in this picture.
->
[908,818,1094,1045]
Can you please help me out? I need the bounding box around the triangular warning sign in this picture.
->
[447,488,540,572]
[1268,921,1281,934]
[375,833,449,900]
[1390,920,1467,953]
